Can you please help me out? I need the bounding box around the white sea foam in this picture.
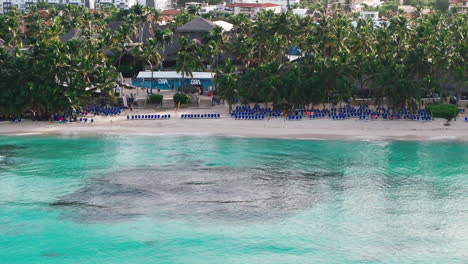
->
[11,132,42,136]
[428,135,457,140]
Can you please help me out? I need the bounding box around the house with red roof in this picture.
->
[224,3,281,18]
[21,10,50,34]
[159,9,181,24]
[161,9,180,17]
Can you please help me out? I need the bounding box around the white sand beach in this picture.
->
[1,106,467,141]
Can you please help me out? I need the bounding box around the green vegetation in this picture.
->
[216,59,238,112]
[363,1,400,14]
[173,93,191,105]
[0,4,161,117]
[148,94,163,104]
[426,104,460,121]
[213,11,466,111]
[0,4,466,118]
[0,7,116,116]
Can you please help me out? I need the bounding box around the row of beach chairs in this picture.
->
[52,118,94,123]
[83,105,124,116]
[181,114,220,119]
[288,115,302,120]
[78,118,94,123]
[127,114,171,120]
[232,105,282,118]
[231,111,281,118]
[234,114,266,120]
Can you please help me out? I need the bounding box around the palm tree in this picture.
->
[229,14,254,67]
[187,4,201,16]
[3,8,23,51]
[216,59,238,113]
[1,8,467,118]
[114,23,135,80]
[137,38,162,93]
[172,10,194,28]
[154,28,173,69]
[175,51,196,89]
[128,4,150,43]
[175,37,205,89]
[203,26,224,70]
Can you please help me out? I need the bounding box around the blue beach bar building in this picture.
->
[133,71,216,91]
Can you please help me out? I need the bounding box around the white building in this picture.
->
[230,0,299,11]
[213,20,233,31]
[291,8,321,18]
[359,11,379,20]
[224,3,281,18]
[95,0,172,10]
[347,0,381,7]
[0,0,87,14]
[95,0,135,9]
[140,0,171,10]
[0,0,172,13]
[449,0,468,12]
[154,0,172,10]
[199,4,219,14]
[184,2,219,14]
[352,11,388,28]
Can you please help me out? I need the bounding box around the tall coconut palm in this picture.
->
[3,8,23,51]
[216,59,238,113]
[175,37,200,89]
[203,25,225,81]
[137,38,162,93]
[154,28,173,69]
[187,4,201,16]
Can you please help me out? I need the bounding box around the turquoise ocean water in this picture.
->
[0,135,467,263]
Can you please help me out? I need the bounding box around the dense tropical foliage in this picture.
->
[0,4,466,118]
[148,93,163,104]
[217,10,466,111]
[426,103,460,121]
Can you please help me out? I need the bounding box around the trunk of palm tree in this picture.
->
[160,42,165,70]
[181,72,185,91]
[117,45,126,82]
[150,62,153,94]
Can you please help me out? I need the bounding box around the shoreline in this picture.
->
[1,107,467,142]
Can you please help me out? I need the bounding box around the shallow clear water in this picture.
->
[1,136,467,263]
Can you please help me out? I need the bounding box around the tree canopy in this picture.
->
[0,4,466,117]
